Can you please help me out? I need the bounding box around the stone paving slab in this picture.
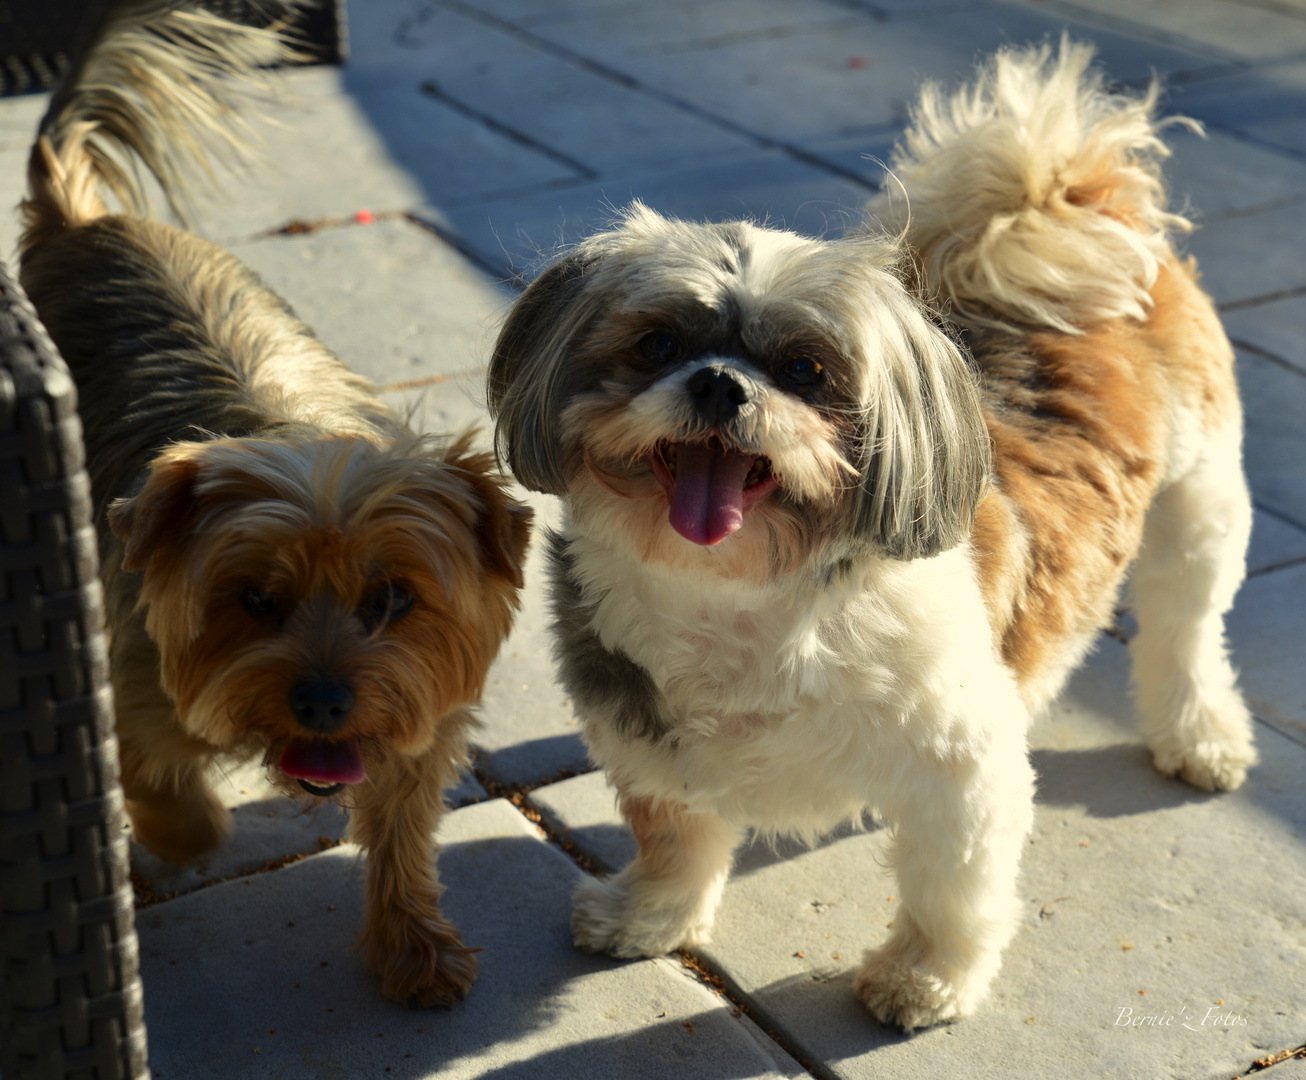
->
[228,216,514,387]
[1163,128,1306,221]
[1248,509,1306,574]
[1236,349,1306,527]
[427,151,874,279]
[1171,59,1306,158]
[501,0,1211,142]
[127,761,487,904]
[534,641,1306,1080]
[346,0,764,178]
[135,798,805,1080]
[1028,0,1306,61]
[1228,561,1306,748]
[1224,297,1306,377]
[1185,202,1306,305]
[189,64,574,243]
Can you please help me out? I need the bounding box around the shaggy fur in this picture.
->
[20,0,531,1006]
[488,39,1255,1029]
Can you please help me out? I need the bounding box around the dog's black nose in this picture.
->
[686,365,751,424]
[289,680,355,733]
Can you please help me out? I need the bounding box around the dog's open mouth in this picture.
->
[647,437,779,546]
[279,738,366,797]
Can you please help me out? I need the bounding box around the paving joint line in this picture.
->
[430,0,883,195]
[1229,335,1306,377]
[1247,554,1306,578]
[418,78,599,179]
[474,767,822,1077]
[1197,119,1306,165]
[1252,500,1306,534]
[1222,287,1306,315]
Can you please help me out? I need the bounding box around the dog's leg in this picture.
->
[121,759,230,865]
[349,748,478,1006]
[118,722,229,865]
[855,720,1034,1030]
[1130,432,1257,791]
[572,793,742,957]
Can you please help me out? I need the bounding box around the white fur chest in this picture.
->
[562,533,1015,830]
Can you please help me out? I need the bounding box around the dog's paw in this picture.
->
[1152,736,1256,792]
[571,874,709,958]
[363,914,480,1007]
[126,790,230,864]
[1149,697,1258,792]
[854,945,966,1031]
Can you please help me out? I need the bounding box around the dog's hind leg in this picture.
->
[1129,422,1257,791]
[571,792,743,958]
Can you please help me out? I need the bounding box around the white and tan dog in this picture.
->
[488,40,1256,1028]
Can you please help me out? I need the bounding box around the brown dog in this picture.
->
[18,0,531,1005]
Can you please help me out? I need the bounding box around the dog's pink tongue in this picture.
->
[279,739,366,785]
[668,442,756,546]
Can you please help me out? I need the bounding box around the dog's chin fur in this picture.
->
[19,1,531,1008]
[491,38,1257,1030]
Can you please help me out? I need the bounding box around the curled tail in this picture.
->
[868,37,1196,334]
[21,0,294,253]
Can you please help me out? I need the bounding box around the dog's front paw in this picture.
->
[362,913,479,1007]
[854,945,967,1031]
[1149,701,1258,793]
[126,788,230,864]
[571,874,711,958]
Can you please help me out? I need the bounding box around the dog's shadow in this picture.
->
[1031,743,1219,818]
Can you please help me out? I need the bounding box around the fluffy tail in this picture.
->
[868,37,1196,334]
[21,0,295,253]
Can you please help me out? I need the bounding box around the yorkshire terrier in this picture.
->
[19,1,531,1006]
[487,40,1256,1028]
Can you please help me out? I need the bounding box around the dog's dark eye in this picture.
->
[639,332,683,364]
[240,585,278,617]
[782,354,824,388]
[367,582,415,626]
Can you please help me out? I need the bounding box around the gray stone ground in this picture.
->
[3,0,1306,1076]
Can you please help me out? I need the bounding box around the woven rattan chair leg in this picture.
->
[0,260,149,1080]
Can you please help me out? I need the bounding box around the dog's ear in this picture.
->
[853,277,991,560]
[108,442,209,572]
[488,249,601,496]
[475,487,533,591]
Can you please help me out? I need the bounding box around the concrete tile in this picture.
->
[515,1,1212,143]
[186,64,575,243]
[1021,0,1306,61]
[228,217,515,387]
[136,798,803,1079]
[474,490,596,787]
[345,2,762,177]
[381,377,496,442]
[1186,201,1306,305]
[129,759,351,902]
[1170,60,1306,157]
[1236,349,1306,526]
[793,132,899,189]
[458,0,852,36]
[1223,296,1306,376]
[1229,561,1306,747]
[1164,128,1306,221]
[1248,509,1306,574]
[531,770,634,874]
[538,643,1306,1080]
[0,145,30,264]
[426,152,874,279]
[0,91,45,150]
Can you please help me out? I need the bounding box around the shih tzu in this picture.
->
[487,39,1256,1028]
[19,0,531,1005]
